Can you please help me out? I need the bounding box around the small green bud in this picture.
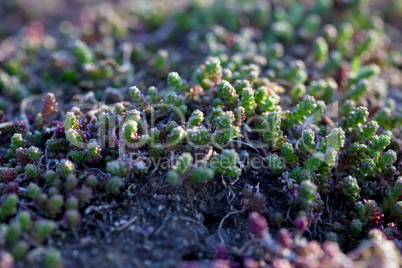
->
[35,193,48,207]
[286,96,317,127]
[267,154,284,175]
[255,86,268,106]
[189,165,214,183]
[164,92,187,115]
[373,107,393,130]
[64,111,79,130]
[349,79,369,101]
[133,160,148,176]
[368,135,391,158]
[46,138,66,152]
[63,209,81,227]
[222,68,232,81]
[337,22,354,46]
[343,176,360,202]
[281,142,298,166]
[10,133,23,149]
[175,153,193,175]
[272,21,294,41]
[307,78,337,103]
[35,113,44,127]
[217,80,238,107]
[58,159,75,177]
[299,180,317,209]
[106,160,128,177]
[31,130,43,145]
[285,60,308,84]
[342,100,356,116]
[240,87,256,116]
[290,84,306,102]
[325,127,345,151]
[392,201,402,220]
[167,72,187,92]
[104,176,123,194]
[34,220,56,242]
[65,196,79,210]
[291,167,312,183]
[350,219,363,236]
[354,201,366,222]
[305,151,324,172]
[215,110,235,128]
[27,183,41,199]
[149,143,164,158]
[325,50,343,74]
[299,14,321,39]
[129,86,149,109]
[84,141,102,163]
[323,147,337,167]
[46,194,64,218]
[187,110,204,128]
[167,72,182,89]
[121,109,141,122]
[167,126,186,148]
[84,175,98,189]
[213,149,241,178]
[234,79,251,94]
[355,31,379,56]
[6,222,21,244]
[299,129,315,155]
[358,121,379,141]
[349,142,360,157]
[356,63,380,80]
[383,178,402,212]
[259,93,280,113]
[64,174,78,192]
[73,40,94,65]
[76,186,93,205]
[69,150,85,163]
[151,49,168,70]
[45,170,57,184]
[167,170,180,185]
[18,211,31,232]
[48,186,60,197]
[358,158,376,179]
[379,150,397,169]
[123,120,138,143]
[24,164,40,179]
[1,194,18,218]
[312,37,328,62]
[234,106,246,126]
[348,106,369,127]
[11,241,29,259]
[260,110,283,148]
[28,146,42,161]
[44,248,62,268]
[149,128,161,145]
[204,57,222,79]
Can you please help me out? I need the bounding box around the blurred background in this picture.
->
[1,0,401,39]
[0,0,400,105]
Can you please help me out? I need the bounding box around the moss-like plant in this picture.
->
[0,1,401,266]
